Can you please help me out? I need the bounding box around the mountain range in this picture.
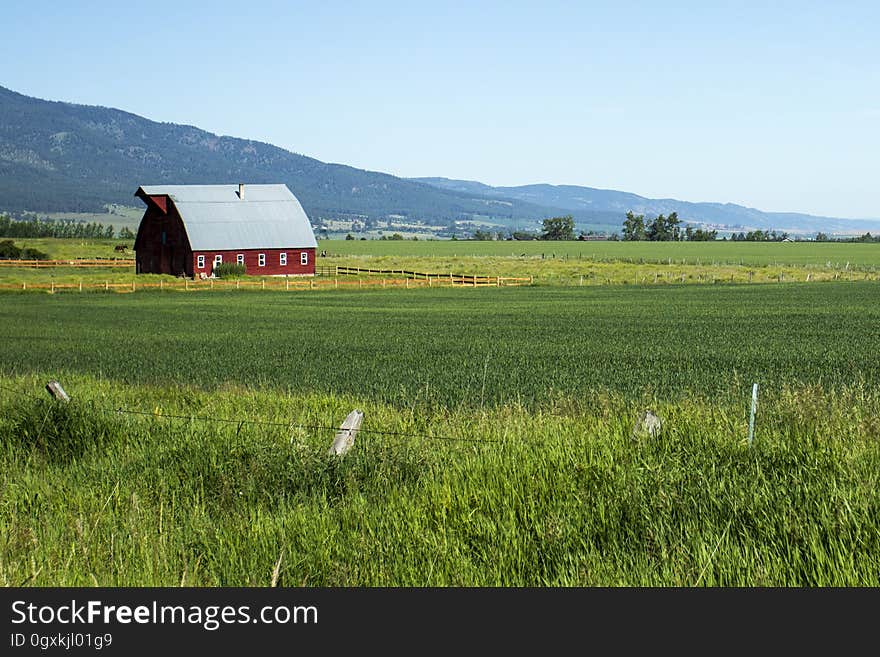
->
[1,84,877,235]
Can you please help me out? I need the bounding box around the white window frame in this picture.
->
[214,254,223,267]
[197,255,205,269]
[237,254,244,265]
[258,253,266,267]
[300,251,308,266]
[280,252,287,266]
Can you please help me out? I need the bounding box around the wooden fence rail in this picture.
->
[332,265,530,286]
[0,258,136,268]
[0,275,533,295]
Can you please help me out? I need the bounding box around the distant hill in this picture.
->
[0,85,572,227]
[413,178,880,235]
[1,84,877,235]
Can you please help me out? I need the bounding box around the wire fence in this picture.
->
[0,381,501,446]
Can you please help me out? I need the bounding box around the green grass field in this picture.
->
[2,284,878,404]
[2,284,880,586]
[319,239,880,268]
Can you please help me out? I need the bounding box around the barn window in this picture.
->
[300,252,308,266]
[197,255,205,269]
[280,252,287,266]
[258,253,266,267]
[237,254,244,265]
[214,254,222,267]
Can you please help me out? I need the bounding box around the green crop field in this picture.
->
[319,239,880,268]
[2,284,879,586]
[1,284,879,404]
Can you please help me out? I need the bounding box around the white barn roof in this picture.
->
[136,184,318,251]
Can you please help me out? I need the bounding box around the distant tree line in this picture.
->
[621,211,717,241]
[815,232,879,243]
[730,230,790,242]
[0,214,135,240]
[472,215,606,241]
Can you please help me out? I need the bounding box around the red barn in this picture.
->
[133,183,318,277]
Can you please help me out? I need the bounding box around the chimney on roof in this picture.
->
[238,183,245,200]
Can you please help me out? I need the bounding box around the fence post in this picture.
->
[185,278,189,291]
[262,279,266,290]
[748,383,758,446]
[45,380,70,403]
[328,410,365,457]
[383,279,386,288]
[51,281,54,294]
[286,279,289,291]
[335,278,338,289]
[105,280,109,291]
[79,280,83,293]
[160,279,164,291]
[405,278,409,289]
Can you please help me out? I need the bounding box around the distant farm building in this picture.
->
[133,183,318,277]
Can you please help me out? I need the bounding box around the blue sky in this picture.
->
[2,1,878,218]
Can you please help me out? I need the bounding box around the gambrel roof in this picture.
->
[135,184,318,250]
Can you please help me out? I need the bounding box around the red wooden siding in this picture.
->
[193,248,316,277]
[134,203,192,277]
[150,195,167,213]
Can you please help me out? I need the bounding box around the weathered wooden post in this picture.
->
[328,410,365,457]
[45,380,70,403]
[748,383,758,446]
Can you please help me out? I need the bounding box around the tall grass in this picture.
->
[1,375,878,586]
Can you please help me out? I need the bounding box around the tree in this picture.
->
[540,215,576,241]
[472,229,494,240]
[667,212,682,241]
[622,211,646,241]
[118,226,135,240]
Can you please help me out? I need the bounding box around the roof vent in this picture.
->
[238,183,245,200]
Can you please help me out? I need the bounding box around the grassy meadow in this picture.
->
[3,237,880,289]
[318,238,880,268]
[2,283,880,586]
